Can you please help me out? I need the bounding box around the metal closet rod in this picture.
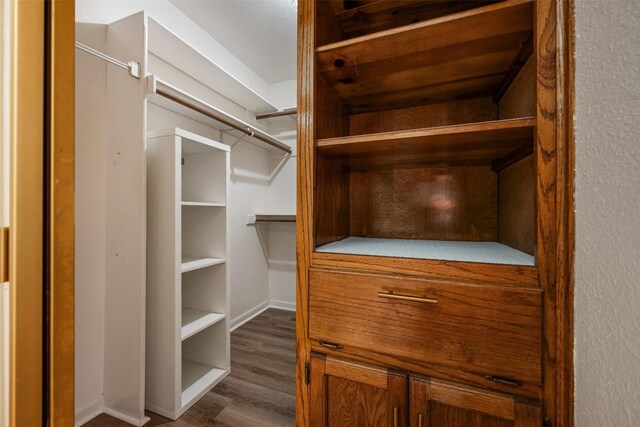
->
[255,107,297,120]
[75,41,140,78]
[150,76,292,154]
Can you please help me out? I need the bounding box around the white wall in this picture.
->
[75,23,108,424]
[574,1,640,425]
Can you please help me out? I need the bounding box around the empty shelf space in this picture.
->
[181,308,225,340]
[316,0,533,111]
[316,118,534,168]
[181,256,225,273]
[316,237,534,266]
[182,201,226,207]
[181,359,228,408]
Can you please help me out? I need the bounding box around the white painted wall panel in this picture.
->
[74,22,108,424]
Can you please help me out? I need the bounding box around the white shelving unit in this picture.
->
[146,128,230,420]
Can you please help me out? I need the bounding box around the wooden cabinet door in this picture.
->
[310,354,407,427]
[410,376,541,427]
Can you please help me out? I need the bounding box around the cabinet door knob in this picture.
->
[418,413,423,427]
[393,407,399,427]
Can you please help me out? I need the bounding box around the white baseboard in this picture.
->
[230,299,296,332]
[75,395,104,427]
[230,300,270,332]
[269,299,296,312]
[103,406,150,426]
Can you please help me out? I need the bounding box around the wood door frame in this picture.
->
[8,0,74,425]
[295,1,575,426]
[46,0,75,425]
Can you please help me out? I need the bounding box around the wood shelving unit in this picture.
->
[316,0,533,112]
[298,0,572,424]
[146,128,230,420]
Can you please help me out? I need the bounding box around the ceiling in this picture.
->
[170,0,298,84]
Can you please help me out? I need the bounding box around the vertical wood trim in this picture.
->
[535,0,558,424]
[10,0,44,425]
[309,354,327,427]
[387,371,407,427]
[296,0,315,425]
[409,376,430,427]
[537,1,575,426]
[554,1,575,426]
[47,0,75,425]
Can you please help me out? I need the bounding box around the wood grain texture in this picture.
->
[411,376,542,427]
[318,118,535,169]
[84,309,296,427]
[310,354,407,427]
[48,0,76,425]
[498,156,535,255]
[498,57,536,119]
[349,166,498,241]
[312,251,540,287]
[334,0,500,39]
[349,97,497,135]
[315,155,350,247]
[309,269,542,384]
[317,0,534,110]
[296,1,315,425]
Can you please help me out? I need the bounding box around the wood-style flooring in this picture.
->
[84,308,296,427]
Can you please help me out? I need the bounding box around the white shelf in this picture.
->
[181,360,228,409]
[181,308,225,341]
[316,237,535,266]
[181,256,225,273]
[182,201,226,207]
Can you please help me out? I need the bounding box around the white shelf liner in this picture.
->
[316,237,535,266]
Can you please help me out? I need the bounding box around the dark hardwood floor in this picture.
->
[83,308,296,427]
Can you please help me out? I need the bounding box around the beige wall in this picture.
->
[574,0,640,424]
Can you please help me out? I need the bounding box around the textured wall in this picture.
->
[574,0,640,424]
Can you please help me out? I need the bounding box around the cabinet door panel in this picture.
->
[410,376,541,427]
[311,354,406,427]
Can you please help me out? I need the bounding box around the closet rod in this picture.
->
[255,107,297,120]
[75,41,140,78]
[148,76,292,154]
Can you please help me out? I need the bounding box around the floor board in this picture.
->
[83,308,296,426]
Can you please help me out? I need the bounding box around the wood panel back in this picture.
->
[349,97,497,135]
[498,155,535,255]
[498,57,535,119]
[350,165,497,241]
[315,155,350,247]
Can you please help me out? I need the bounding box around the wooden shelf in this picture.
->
[316,118,534,169]
[181,308,225,341]
[181,256,225,273]
[182,201,226,207]
[181,360,228,408]
[255,214,296,223]
[316,0,533,112]
[332,0,500,39]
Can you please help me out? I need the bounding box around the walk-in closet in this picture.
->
[74,1,297,425]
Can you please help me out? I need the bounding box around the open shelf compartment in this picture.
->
[316,0,534,112]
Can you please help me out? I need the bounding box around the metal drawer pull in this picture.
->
[418,413,423,427]
[319,340,343,350]
[484,375,523,387]
[378,291,437,304]
[393,407,399,427]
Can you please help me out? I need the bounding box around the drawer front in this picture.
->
[309,269,542,385]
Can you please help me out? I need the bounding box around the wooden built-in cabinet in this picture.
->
[297,0,573,426]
